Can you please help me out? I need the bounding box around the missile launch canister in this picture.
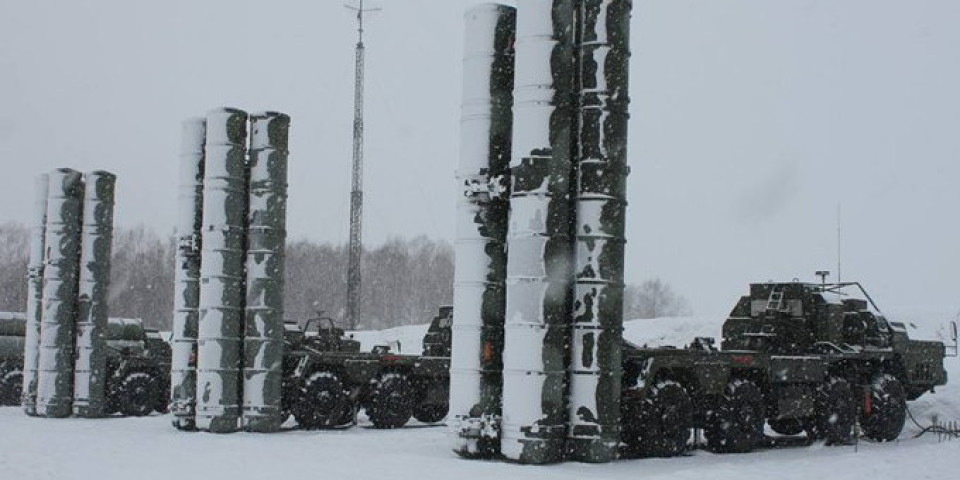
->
[567,0,632,463]
[73,171,116,417]
[451,2,516,458]
[22,173,49,415]
[501,0,578,465]
[242,112,290,433]
[196,108,249,433]
[36,168,85,418]
[171,117,206,430]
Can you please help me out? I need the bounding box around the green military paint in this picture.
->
[242,112,290,433]
[501,0,578,465]
[567,0,632,463]
[196,107,248,433]
[172,117,206,431]
[73,171,117,417]
[36,168,85,418]
[22,174,48,415]
[451,3,515,458]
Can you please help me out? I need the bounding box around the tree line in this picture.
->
[0,222,688,330]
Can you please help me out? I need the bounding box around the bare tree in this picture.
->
[0,221,455,331]
[0,222,29,312]
[623,278,691,319]
[283,240,348,321]
[283,235,453,330]
[108,226,175,330]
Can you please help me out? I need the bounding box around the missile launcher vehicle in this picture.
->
[0,313,171,415]
[619,280,953,456]
[281,306,452,429]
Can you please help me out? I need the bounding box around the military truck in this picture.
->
[619,280,953,457]
[0,313,171,416]
[0,312,26,405]
[281,306,451,429]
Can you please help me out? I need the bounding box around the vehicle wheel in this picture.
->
[768,418,804,436]
[294,371,351,429]
[105,380,121,415]
[281,378,297,425]
[154,385,170,414]
[413,403,448,424]
[337,404,357,426]
[809,376,855,445]
[706,379,765,453]
[154,401,170,414]
[117,372,158,417]
[622,380,692,457]
[0,369,23,406]
[861,374,906,442]
[366,372,415,429]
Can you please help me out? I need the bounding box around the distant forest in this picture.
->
[0,222,688,330]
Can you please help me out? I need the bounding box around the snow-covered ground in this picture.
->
[1,314,957,480]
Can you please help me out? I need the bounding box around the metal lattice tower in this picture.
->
[345,0,378,330]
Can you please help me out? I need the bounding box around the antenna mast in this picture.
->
[345,0,379,330]
[837,203,842,283]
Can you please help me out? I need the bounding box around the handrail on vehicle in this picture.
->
[815,281,885,316]
[947,321,959,358]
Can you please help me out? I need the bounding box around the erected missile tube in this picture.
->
[242,112,290,432]
[567,0,632,463]
[73,171,116,417]
[22,173,49,415]
[36,168,85,418]
[501,0,578,464]
[172,117,206,430]
[451,3,516,458]
[196,108,249,433]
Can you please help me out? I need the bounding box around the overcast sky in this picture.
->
[1,0,959,319]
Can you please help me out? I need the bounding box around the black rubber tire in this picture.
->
[811,376,855,445]
[413,403,448,424]
[154,385,170,414]
[861,374,906,442]
[0,369,23,406]
[105,382,121,415]
[293,371,352,429]
[117,372,157,417]
[366,372,415,429]
[706,379,765,453]
[335,403,356,426]
[281,378,297,425]
[622,380,692,457]
[768,418,805,436]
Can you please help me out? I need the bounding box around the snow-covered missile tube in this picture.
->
[451,2,516,458]
[171,117,206,431]
[242,112,290,433]
[196,107,249,433]
[567,0,632,463]
[73,171,116,417]
[501,0,579,465]
[21,173,48,416]
[36,168,85,418]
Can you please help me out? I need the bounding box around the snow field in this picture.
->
[1,314,956,480]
